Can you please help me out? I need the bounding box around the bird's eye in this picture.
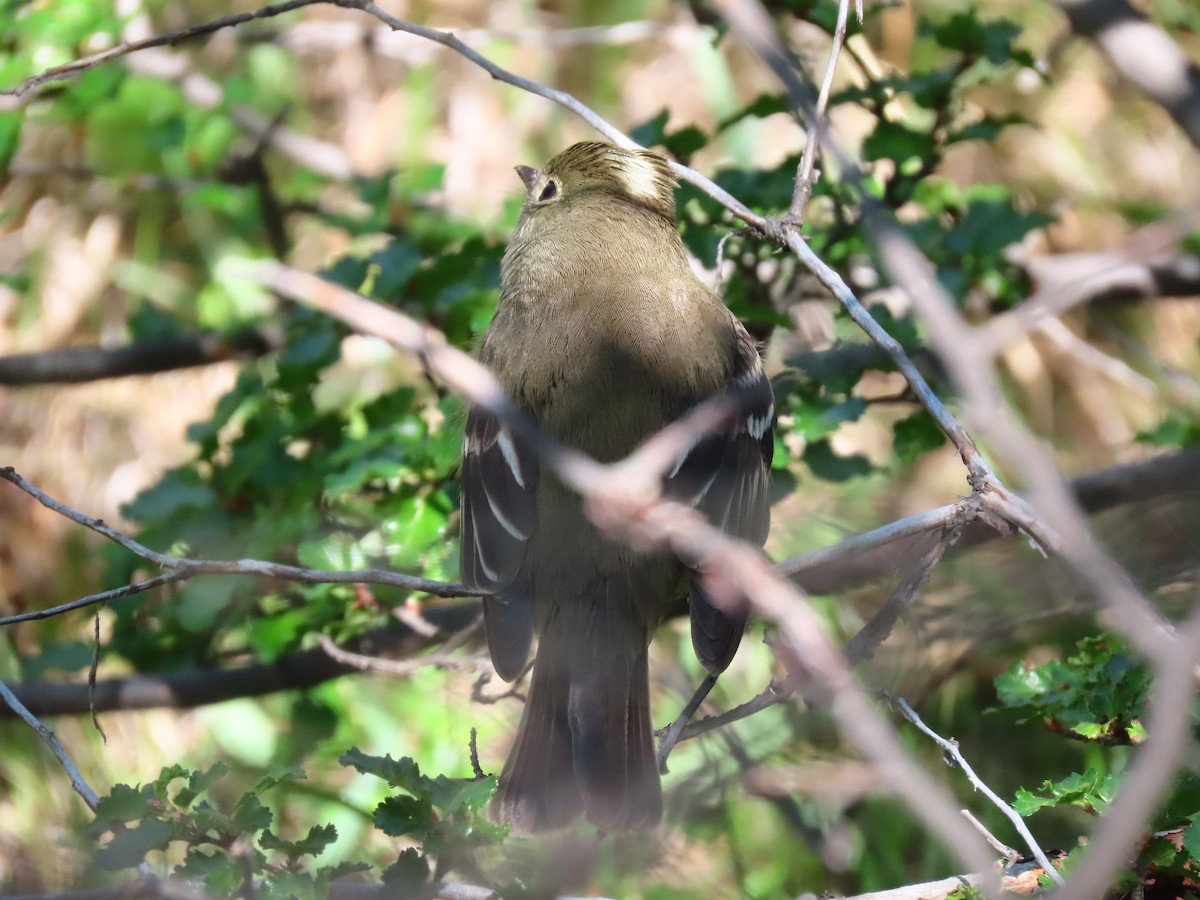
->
[538,180,559,202]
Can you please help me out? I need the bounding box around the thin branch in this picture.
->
[0,570,192,626]
[271,17,668,55]
[0,467,474,603]
[656,673,718,772]
[790,0,853,222]
[865,218,1172,658]
[316,633,483,675]
[0,0,327,103]
[895,697,1064,885]
[840,523,961,664]
[677,522,960,746]
[0,676,100,810]
[961,809,1021,864]
[980,247,1200,358]
[781,231,996,492]
[315,614,484,676]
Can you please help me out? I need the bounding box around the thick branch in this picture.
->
[3,602,480,718]
[1056,0,1200,148]
[780,444,1200,595]
[0,331,276,386]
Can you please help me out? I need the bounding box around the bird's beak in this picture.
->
[515,165,540,194]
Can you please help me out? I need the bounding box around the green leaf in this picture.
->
[121,468,218,523]
[370,239,423,299]
[88,783,156,835]
[172,761,230,809]
[1013,769,1116,817]
[296,533,369,571]
[718,93,789,130]
[261,823,337,860]
[428,775,498,813]
[232,793,274,833]
[1182,820,1200,863]
[662,125,709,161]
[1141,834,1181,869]
[863,121,936,167]
[0,111,23,172]
[340,748,426,793]
[95,818,172,870]
[630,109,669,147]
[382,848,431,889]
[20,639,93,679]
[892,410,945,463]
[803,439,872,482]
[374,794,434,838]
[947,113,1028,145]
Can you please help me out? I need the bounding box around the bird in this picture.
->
[459,142,774,835]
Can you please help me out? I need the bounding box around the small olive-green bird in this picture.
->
[460,142,774,834]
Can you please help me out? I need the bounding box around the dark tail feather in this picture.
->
[568,645,662,831]
[494,611,662,834]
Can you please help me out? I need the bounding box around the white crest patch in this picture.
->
[616,153,664,202]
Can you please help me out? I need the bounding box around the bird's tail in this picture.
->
[493,605,662,835]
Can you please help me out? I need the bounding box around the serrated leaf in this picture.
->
[95,818,172,870]
[340,749,431,798]
[892,410,945,463]
[1183,821,1200,862]
[374,794,434,838]
[382,847,431,889]
[233,793,274,833]
[1142,835,1181,869]
[261,823,337,859]
[863,121,936,166]
[87,784,156,835]
[630,109,669,147]
[803,439,872,482]
[173,761,230,809]
[428,775,498,813]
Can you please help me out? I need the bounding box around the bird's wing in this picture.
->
[460,408,539,681]
[665,329,775,674]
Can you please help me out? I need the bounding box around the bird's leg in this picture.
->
[655,672,719,773]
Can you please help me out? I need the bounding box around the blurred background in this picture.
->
[2,0,1199,896]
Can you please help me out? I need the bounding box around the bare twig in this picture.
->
[317,633,483,675]
[790,0,853,222]
[0,467,474,605]
[895,697,1064,885]
[0,570,192,627]
[315,615,483,676]
[678,522,960,747]
[272,17,667,55]
[656,673,718,772]
[0,0,326,103]
[961,809,1021,864]
[866,219,1172,657]
[0,676,100,811]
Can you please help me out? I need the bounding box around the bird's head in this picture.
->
[513,142,678,226]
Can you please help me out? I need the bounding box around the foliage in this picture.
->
[994,637,1200,892]
[2,0,1197,896]
[86,763,367,898]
